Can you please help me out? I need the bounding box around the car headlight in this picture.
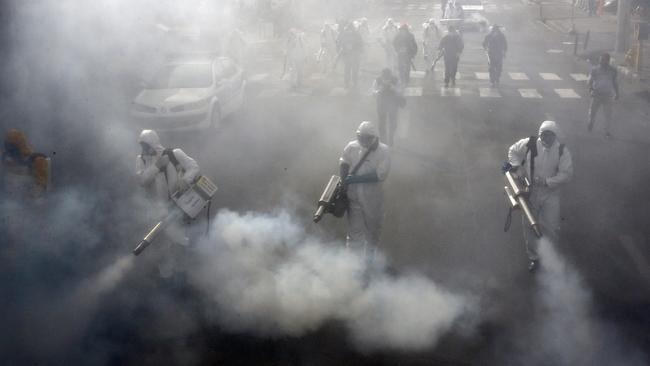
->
[170,98,211,112]
[132,102,156,113]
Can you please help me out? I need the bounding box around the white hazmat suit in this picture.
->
[136,129,200,202]
[339,122,391,263]
[507,121,573,261]
[135,129,200,277]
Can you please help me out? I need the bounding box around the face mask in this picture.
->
[357,134,376,148]
[540,132,556,148]
[140,142,155,156]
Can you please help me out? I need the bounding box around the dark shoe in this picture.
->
[444,82,449,88]
[605,132,613,140]
[528,259,539,272]
[451,79,456,87]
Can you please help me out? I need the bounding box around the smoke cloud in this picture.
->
[520,238,648,366]
[190,209,471,351]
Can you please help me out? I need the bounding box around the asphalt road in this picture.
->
[155,0,650,363]
[1,0,649,364]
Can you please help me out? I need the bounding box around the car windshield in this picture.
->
[148,64,212,89]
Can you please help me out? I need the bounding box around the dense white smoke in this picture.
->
[189,209,471,351]
[526,238,647,366]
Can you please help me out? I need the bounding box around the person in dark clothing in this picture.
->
[482,25,508,86]
[438,25,464,87]
[336,21,364,90]
[373,68,402,146]
[392,23,418,86]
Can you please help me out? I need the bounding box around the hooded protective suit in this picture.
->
[508,121,573,260]
[136,129,199,202]
[381,19,399,73]
[135,130,200,268]
[339,122,391,262]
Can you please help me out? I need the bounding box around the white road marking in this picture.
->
[329,87,347,96]
[509,72,529,80]
[540,72,562,80]
[570,73,589,81]
[411,71,426,78]
[441,87,461,96]
[248,73,269,82]
[419,5,428,9]
[554,88,581,98]
[503,4,513,10]
[309,73,326,81]
[404,87,423,96]
[475,72,490,80]
[518,88,542,98]
[257,89,282,98]
[479,87,501,97]
[547,49,564,53]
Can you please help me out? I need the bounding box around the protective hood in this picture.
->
[357,121,379,137]
[138,129,164,154]
[538,120,560,137]
[4,129,32,156]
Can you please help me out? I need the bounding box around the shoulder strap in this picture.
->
[559,143,565,157]
[526,136,537,185]
[163,148,180,167]
[350,144,376,175]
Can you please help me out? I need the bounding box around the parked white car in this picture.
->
[131,56,245,131]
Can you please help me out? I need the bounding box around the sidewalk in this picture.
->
[534,0,650,93]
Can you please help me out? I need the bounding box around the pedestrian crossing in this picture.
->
[247,71,591,100]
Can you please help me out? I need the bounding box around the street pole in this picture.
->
[616,0,632,52]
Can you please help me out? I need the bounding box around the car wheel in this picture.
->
[209,104,221,131]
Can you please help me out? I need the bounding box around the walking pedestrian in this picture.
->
[482,25,507,86]
[373,68,403,146]
[393,23,418,86]
[588,53,619,139]
[438,25,464,87]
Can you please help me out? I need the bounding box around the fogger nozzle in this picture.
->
[133,240,151,256]
[504,171,543,238]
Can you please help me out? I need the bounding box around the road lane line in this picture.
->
[475,72,490,80]
[248,73,269,82]
[329,87,347,96]
[257,88,282,98]
[411,71,426,79]
[554,88,581,98]
[570,73,589,81]
[479,87,501,97]
[518,88,542,98]
[404,87,423,97]
[509,72,529,80]
[441,87,461,96]
[540,72,562,80]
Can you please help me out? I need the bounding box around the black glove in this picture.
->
[501,162,513,175]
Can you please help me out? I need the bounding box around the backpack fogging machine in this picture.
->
[133,175,218,256]
[313,175,348,223]
[503,170,542,238]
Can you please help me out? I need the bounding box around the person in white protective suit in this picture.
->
[506,121,573,272]
[318,22,339,73]
[285,28,307,89]
[136,130,200,277]
[339,121,391,268]
[422,18,439,69]
[380,18,399,74]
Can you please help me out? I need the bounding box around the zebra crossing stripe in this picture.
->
[329,87,347,96]
[540,73,562,80]
[258,89,282,98]
[570,73,589,81]
[479,88,501,97]
[411,71,426,79]
[518,89,542,98]
[441,87,461,97]
[249,73,270,82]
[509,72,529,80]
[475,72,490,80]
[404,87,423,97]
[554,89,581,98]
